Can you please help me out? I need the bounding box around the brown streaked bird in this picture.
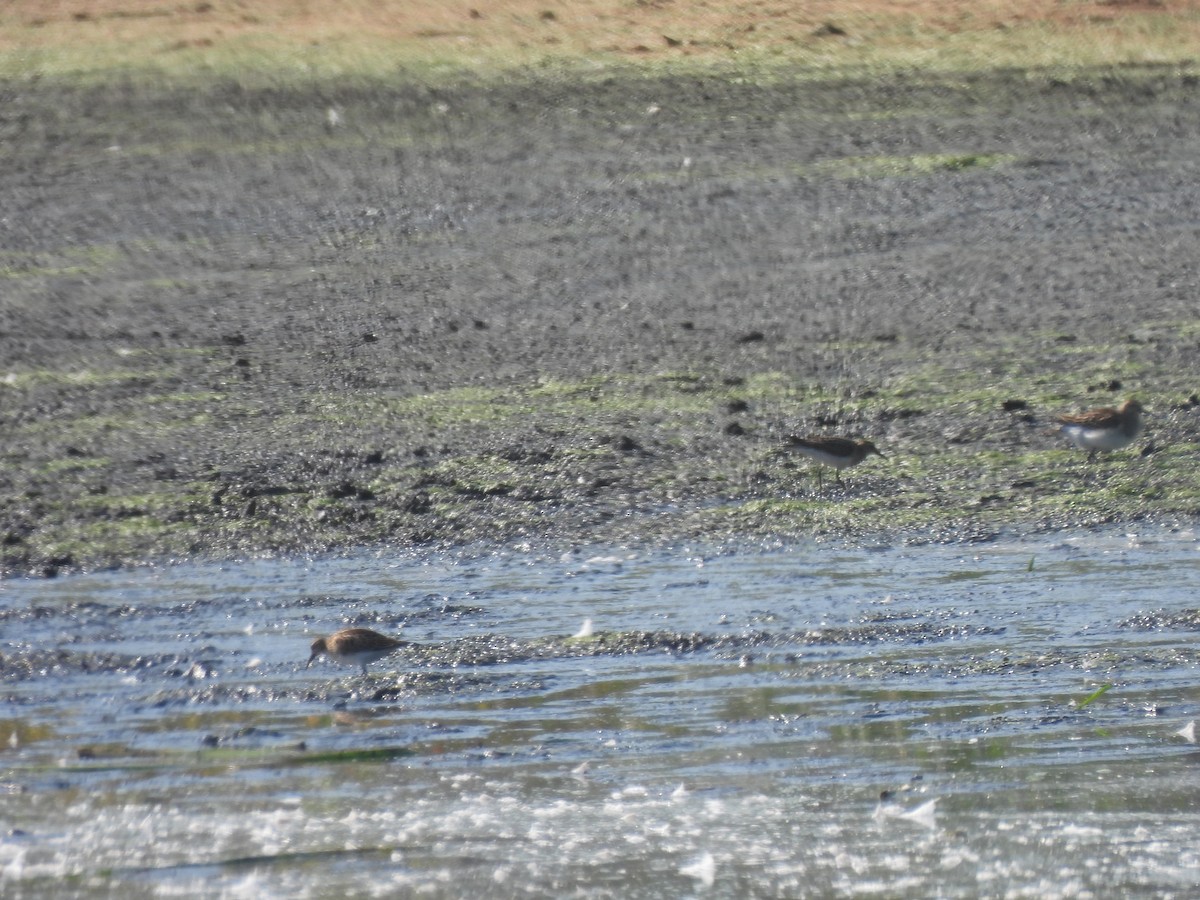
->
[307,627,407,676]
[786,435,884,490]
[1055,398,1143,461]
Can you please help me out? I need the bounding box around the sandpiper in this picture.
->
[1055,398,1143,461]
[786,435,884,490]
[307,627,407,676]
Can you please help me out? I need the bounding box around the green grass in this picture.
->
[4,7,1200,88]
[1074,683,1115,709]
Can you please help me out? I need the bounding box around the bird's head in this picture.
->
[306,637,328,668]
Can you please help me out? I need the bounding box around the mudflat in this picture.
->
[3,60,1200,576]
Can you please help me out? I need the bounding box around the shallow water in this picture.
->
[3,529,1200,898]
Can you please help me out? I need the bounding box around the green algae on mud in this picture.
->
[5,357,1197,578]
[3,337,1197,574]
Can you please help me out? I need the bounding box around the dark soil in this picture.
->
[3,64,1200,577]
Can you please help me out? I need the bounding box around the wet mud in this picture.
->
[4,65,1200,576]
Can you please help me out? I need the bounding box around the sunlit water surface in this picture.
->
[3,528,1200,898]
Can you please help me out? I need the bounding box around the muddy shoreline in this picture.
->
[3,64,1200,577]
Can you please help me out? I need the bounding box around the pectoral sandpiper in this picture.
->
[786,435,884,490]
[1055,398,1143,461]
[307,627,407,676]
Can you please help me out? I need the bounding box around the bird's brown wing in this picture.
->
[1056,407,1120,429]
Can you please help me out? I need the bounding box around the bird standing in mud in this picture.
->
[1055,398,1143,461]
[785,435,884,490]
[307,627,407,676]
